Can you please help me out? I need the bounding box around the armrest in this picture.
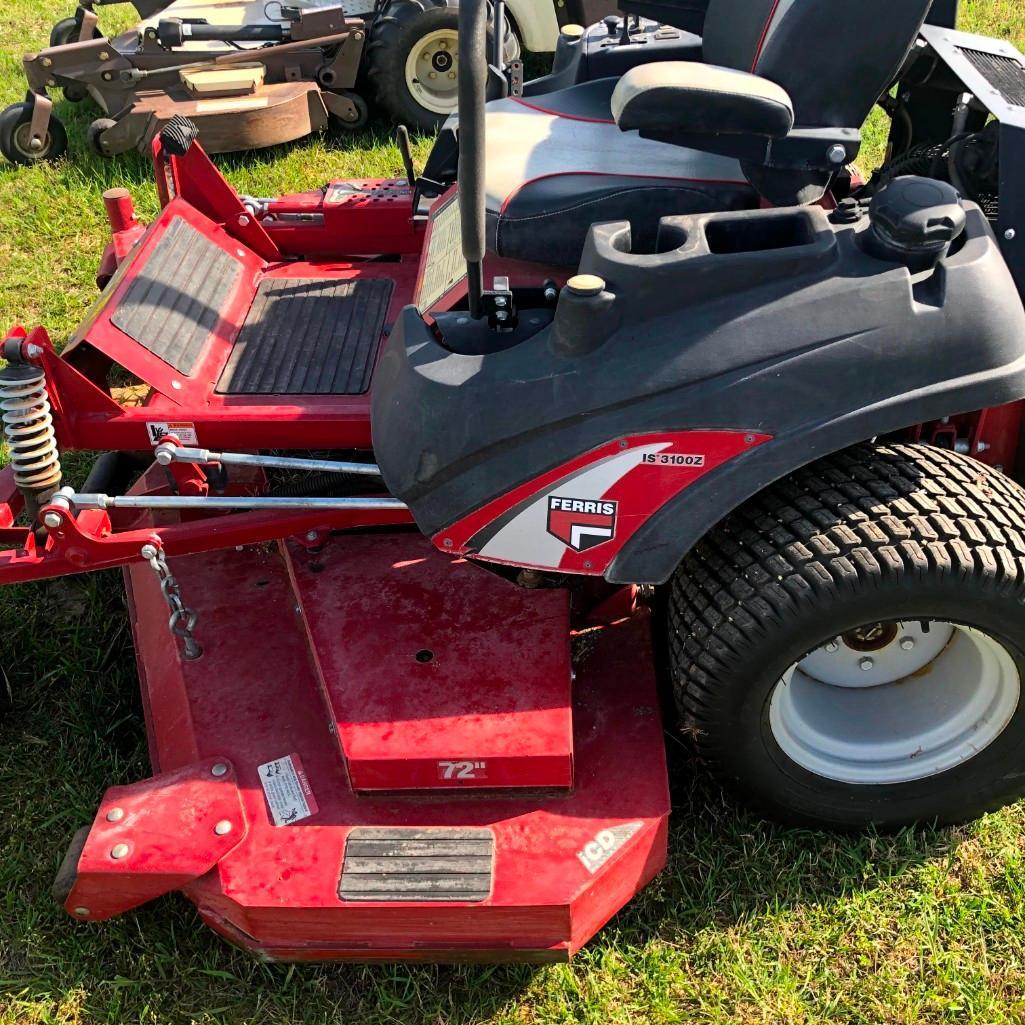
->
[611,62,794,139]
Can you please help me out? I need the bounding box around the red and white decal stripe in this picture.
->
[433,431,771,576]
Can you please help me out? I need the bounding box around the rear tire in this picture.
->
[668,443,1025,831]
[367,0,519,131]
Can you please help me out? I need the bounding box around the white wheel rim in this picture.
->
[768,621,1020,785]
[12,121,49,159]
[404,28,460,115]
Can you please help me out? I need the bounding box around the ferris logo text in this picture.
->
[438,759,488,781]
[548,498,616,515]
[642,452,705,467]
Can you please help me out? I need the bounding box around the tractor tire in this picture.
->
[668,442,1025,831]
[0,103,68,165]
[50,15,103,46]
[367,0,519,132]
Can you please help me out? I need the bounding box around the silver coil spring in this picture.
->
[0,365,62,495]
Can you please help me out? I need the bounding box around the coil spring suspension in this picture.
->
[0,361,62,517]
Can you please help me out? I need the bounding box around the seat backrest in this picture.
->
[702,0,933,129]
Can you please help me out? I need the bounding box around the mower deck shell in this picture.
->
[83,531,672,961]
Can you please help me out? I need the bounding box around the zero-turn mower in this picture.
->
[4,0,1025,961]
[0,0,709,164]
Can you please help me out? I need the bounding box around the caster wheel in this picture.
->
[329,90,369,131]
[87,117,117,157]
[50,15,103,47]
[63,82,89,103]
[0,102,68,165]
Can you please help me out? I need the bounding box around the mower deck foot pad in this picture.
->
[340,827,495,902]
[110,217,243,376]
[217,276,393,395]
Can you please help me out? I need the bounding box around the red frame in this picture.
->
[3,134,1024,591]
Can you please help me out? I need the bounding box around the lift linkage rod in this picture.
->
[63,493,406,512]
[154,443,384,477]
[0,467,414,587]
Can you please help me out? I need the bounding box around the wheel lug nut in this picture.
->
[859,657,874,672]
[900,637,915,651]
[824,640,839,653]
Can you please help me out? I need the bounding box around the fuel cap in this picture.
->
[869,176,967,257]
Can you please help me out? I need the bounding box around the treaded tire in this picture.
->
[668,442,1025,831]
[367,0,518,131]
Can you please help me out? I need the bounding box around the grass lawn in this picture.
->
[4,2,1025,1023]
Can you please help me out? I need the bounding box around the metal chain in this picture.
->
[141,543,203,660]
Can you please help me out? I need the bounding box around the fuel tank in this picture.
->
[372,184,1025,584]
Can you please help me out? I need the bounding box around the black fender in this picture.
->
[373,203,1025,585]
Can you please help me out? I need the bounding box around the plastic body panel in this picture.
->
[372,203,1025,584]
[524,18,703,98]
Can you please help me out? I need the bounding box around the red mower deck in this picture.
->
[62,532,669,961]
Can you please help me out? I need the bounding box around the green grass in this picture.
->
[4,2,1025,1023]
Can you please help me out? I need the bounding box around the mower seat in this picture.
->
[485,80,755,266]
[482,0,934,266]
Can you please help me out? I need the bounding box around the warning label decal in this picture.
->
[146,421,199,446]
[258,753,319,827]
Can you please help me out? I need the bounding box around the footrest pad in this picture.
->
[340,827,494,902]
[217,276,393,395]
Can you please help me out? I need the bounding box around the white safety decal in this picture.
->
[258,753,319,826]
[577,821,644,874]
[147,421,198,446]
[416,192,466,313]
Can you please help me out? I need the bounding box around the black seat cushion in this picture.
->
[483,79,757,266]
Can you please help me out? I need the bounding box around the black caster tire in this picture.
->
[328,90,370,131]
[50,15,103,47]
[63,82,90,103]
[367,0,518,132]
[0,102,68,165]
[87,117,117,157]
[668,443,1025,831]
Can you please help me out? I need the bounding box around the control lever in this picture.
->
[396,125,417,188]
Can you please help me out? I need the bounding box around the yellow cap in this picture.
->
[566,274,605,296]
[560,23,585,38]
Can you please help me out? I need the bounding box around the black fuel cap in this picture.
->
[869,176,967,258]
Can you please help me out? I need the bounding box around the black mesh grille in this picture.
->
[958,47,1025,108]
